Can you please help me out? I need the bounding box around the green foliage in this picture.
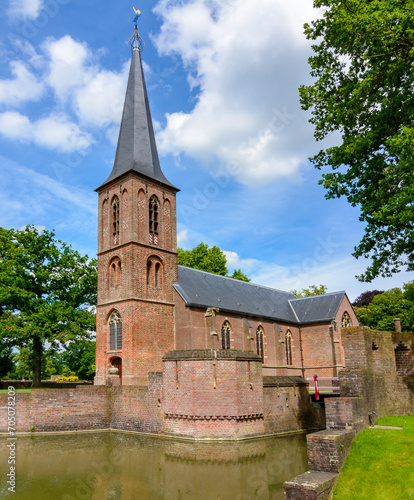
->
[177,243,250,281]
[177,243,228,275]
[0,339,14,378]
[333,415,414,499]
[291,284,328,298]
[300,1,414,282]
[355,281,414,331]
[61,340,96,381]
[0,226,97,387]
[230,269,250,282]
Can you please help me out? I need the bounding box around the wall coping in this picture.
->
[263,376,308,388]
[162,349,262,361]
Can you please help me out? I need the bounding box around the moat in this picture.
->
[0,431,308,499]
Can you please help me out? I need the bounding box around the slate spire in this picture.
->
[97,17,177,191]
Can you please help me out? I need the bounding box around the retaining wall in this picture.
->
[1,373,319,439]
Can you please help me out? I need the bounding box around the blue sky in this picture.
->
[0,0,412,301]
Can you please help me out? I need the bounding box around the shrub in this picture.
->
[54,376,79,382]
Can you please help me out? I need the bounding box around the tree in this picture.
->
[177,243,250,281]
[230,269,250,282]
[62,340,96,381]
[355,281,414,331]
[352,290,384,308]
[291,284,328,298]
[300,1,414,282]
[0,339,14,378]
[0,226,97,387]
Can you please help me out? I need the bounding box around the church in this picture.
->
[93,20,359,389]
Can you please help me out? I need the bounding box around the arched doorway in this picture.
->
[111,357,122,381]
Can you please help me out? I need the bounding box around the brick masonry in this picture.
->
[284,327,414,500]
[162,350,265,439]
[284,471,339,500]
[263,377,325,434]
[95,173,178,387]
[0,371,321,439]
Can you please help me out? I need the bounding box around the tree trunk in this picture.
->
[31,337,42,388]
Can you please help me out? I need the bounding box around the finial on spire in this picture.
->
[128,7,145,52]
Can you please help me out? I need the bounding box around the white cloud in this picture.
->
[223,250,258,270]
[43,35,128,127]
[43,35,90,99]
[74,64,129,127]
[153,0,322,185]
[177,229,188,244]
[0,61,44,106]
[0,34,130,152]
[7,0,44,20]
[0,111,93,152]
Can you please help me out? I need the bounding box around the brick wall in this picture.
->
[324,397,368,432]
[162,350,265,439]
[285,326,414,500]
[173,299,303,377]
[0,386,111,433]
[95,173,178,386]
[307,429,355,473]
[339,327,414,417]
[110,372,163,434]
[263,377,325,434]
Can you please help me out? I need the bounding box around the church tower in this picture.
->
[94,18,179,386]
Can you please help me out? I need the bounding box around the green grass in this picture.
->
[0,388,31,393]
[333,415,414,500]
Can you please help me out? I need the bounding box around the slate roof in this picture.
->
[97,43,177,191]
[289,293,346,324]
[174,265,347,325]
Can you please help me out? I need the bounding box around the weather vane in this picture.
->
[128,7,145,52]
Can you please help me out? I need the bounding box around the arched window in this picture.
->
[149,196,159,245]
[256,326,264,361]
[112,196,120,245]
[341,312,352,328]
[221,321,231,350]
[109,257,121,289]
[109,311,122,351]
[155,263,160,288]
[147,261,152,286]
[285,330,293,366]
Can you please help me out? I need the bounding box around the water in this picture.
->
[0,432,308,499]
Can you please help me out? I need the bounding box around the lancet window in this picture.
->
[221,321,231,350]
[112,196,120,245]
[256,326,264,361]
[149,196,159,245]
[109,311,122,351]
[341,312,352,328]
[285,330,293,366]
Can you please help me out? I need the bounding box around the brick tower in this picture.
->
[94,22,179,386]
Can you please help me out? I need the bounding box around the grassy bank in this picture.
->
[333,415,414,499]
[0,389,31,393]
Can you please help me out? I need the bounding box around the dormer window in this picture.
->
[149,196,159,245]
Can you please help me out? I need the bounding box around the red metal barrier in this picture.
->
[314,374,320,401]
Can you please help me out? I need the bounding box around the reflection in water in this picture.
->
[0,432,308,500]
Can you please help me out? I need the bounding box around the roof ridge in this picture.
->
[289,291,346,302]
[177,265,295,296]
